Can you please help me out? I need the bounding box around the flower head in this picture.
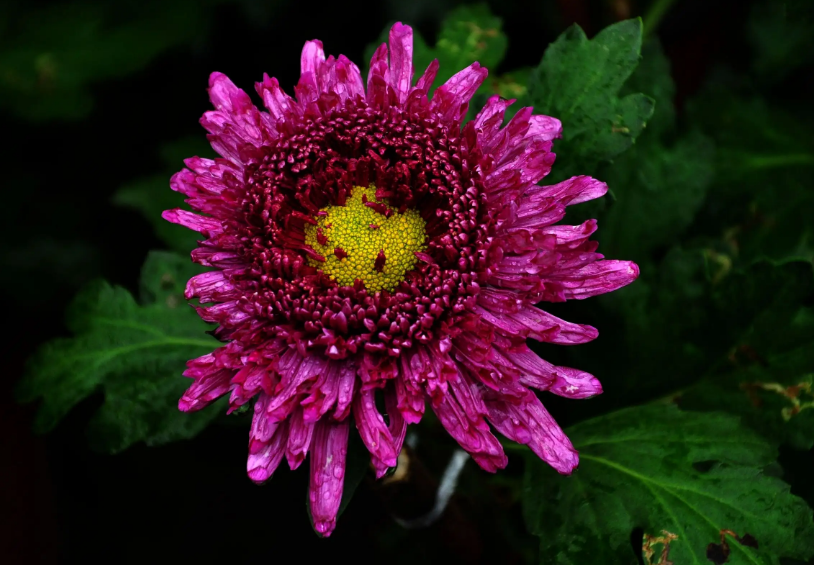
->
[164,22,638,536]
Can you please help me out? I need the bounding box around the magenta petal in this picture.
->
[548,260,640,300]
[487,393,578,474]
[162,209,221,236]
[498,345,602,399]
[353,388,399,475]
[335,55,365,101]
[527,114,563,141]
[247,417,288,484]
[179,352,234,411]
[184,270,237,302]
[431,368,507,472]
[309,419,350,537]
[475,303,598,345]
[255,73,298,122]
[548,366,603,398]
[537,175,609,206]
[388,22,413,103]
[430,62,488,122]
[414,59,439,94]
[300,39,326,79]
[286,407,316,469]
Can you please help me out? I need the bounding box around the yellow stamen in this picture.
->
[304,185,427,293]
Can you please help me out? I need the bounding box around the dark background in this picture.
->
[2,0,808,562]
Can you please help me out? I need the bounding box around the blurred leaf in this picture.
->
[488,67,531,101]
[599,41,714,262]
[112,136,212,253]
[528,19,654,182]
[364,4,507,107]
[0,0,228,121]
[748,0,814,84]
[681,259,814,449]
[17,251,219,452]
[523,405,814,564]
[688,92,814,263]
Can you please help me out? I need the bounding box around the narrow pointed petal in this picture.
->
[309,419,350,537]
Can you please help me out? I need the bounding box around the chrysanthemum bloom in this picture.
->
[164,23,638,536]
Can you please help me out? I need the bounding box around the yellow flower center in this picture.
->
[304,185,427,293]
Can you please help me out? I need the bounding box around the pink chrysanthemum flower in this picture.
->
[164,23,638,536]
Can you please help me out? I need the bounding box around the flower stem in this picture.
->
[643,0,679,36]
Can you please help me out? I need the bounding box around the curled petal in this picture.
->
[431,367,507,472]
[300,40,326,79]
[532,175,608,206]
[546,260,639,300]
[179,352,234,412]
[162,209,222,236]
[309,419,350,537]
[498,345,602,399]
[247,418,289,484]
[353,388,399,476]
[184,270,237,302]
[286,407,316,469]
[388,22,413,103]
[475,303,598,345]
[486,392,578,474]
[430,62,488,122]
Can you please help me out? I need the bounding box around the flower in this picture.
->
[163,22,638,536]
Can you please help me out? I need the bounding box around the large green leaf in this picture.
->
[528,19,654,182]
[17,251,220,452]
[523,405,814,564]
[112,137,212,253]
[597,40,714,262]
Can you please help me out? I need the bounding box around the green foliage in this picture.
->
[523,405,814,564]
[113,137,213,253]
[17,251,219,453]
[681,260,814,450]
[598,40,714,262]
[528,19,655,182]
[688,92,814,263]
[0,0,228,121]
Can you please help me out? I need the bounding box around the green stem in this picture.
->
[643,0,679,36]
[745,153,814,170]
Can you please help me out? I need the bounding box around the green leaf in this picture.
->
[364,4,508,112]
[112,137,212,253]
[0,0,228,121]
[432,4,507,83]
[528,19,655,182]
[597,40,714,262]
[681,259,814,449]
[523,405,814,564]
[17,251,220,452]
[688,92,814,263]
